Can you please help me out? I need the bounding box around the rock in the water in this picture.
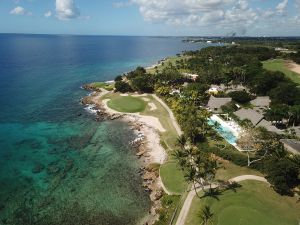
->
[32,163,45,174]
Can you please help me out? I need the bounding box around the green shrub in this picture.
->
[114,81,132,93]
[228,91,252,104]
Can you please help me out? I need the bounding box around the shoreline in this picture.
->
[81,89,168,225]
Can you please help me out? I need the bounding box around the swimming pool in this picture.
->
[208,115,240,145]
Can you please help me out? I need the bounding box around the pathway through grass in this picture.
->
[185,180,300,225]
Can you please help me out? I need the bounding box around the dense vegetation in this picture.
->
[114,45,300,196]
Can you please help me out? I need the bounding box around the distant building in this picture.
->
[280,139,300,155]
[275,47,297,54]
[182,73,199,81]
[207,96,232,113]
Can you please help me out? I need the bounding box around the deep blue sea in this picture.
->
[0,34,212,225]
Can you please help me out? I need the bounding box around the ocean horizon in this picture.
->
[0,34,216,224]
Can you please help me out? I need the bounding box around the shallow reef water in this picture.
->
[0,34,205,224]
[0,120,150,225]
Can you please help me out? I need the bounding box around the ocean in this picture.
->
[0,34,213,225]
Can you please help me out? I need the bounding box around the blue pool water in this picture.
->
[208,118,238,145]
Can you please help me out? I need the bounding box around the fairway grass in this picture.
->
[185,181,300,225]
[160,161,187,195]
[263,59,300,85]
[107,96,146,113]
[89,82,115,91]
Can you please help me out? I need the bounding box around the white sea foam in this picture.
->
[84,104,99,114]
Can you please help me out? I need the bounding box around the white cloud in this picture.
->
[55,0,80,20]
[10,6,32,16]
[128,0,300,35]
[44,11,52,18]
[130,0,258,31]
[130,0,235,25]
[276,0,288,14]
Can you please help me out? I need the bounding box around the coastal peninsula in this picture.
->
[83,41,300,225]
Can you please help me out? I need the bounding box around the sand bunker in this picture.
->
[287,62,300,74]
[148,102,157,111]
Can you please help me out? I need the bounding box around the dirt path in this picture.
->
[175,175,269,225]
[152,94,183,136]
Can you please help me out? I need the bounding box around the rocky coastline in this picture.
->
[81,87,167,225]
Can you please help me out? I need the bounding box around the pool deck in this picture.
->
[209,114,244,152]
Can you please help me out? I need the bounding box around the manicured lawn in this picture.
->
[89,82,114,91]
[263,59,300,85]
[185,180,300,225]
[147,55,190,74]
[216,160,263,181]
[107,96,146,113]
[160,161,187,195]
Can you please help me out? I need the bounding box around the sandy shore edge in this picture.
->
[81,89,168,225]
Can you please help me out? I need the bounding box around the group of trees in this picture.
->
[113,44,300,196]
[173,135,218,196]
[114,67,155,93]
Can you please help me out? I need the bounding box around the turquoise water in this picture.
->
[0,34,212,224]
[208,119,238,145]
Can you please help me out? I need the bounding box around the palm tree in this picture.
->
[199,205,214,225]
[176,135,187,150]
[184,167,202,198]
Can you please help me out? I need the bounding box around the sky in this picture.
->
[0,0,300,36]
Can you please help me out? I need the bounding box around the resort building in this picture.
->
[280,139,300,155]
[208,84,248,94]
[207,96,232,113]
[234,108,264,126]
[234,108,282,134]
[251,96,271,109]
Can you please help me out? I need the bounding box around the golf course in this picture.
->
[263,59,300,85]
[107,96,147,113]
[185,180,300,225]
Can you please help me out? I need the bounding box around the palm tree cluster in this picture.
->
[173,135,218,198]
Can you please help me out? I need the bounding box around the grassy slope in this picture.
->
[107,96,146,113]
[263,59,300,85]
[185,180,300,225]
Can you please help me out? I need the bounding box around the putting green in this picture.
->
[107,96,146,113]
[185,181,300,225]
